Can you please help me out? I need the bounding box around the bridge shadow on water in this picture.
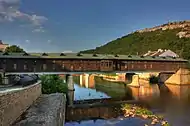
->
[65,75,190,126]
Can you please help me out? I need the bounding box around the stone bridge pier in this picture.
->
[164,68,190,99]
[79,74,95,88]
[127,69,190,100]
[66,74,75,106]
[127,74,160,100]
[66,74,74,91]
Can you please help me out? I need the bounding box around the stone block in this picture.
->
[165,68,190,85]
[13,93,67,126]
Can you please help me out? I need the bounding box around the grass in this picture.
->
[121,104,170,126]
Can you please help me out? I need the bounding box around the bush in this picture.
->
[149,75,159,84]
[40,75,68,94]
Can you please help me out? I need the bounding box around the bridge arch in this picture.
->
[158,72,175,84]
[125,73,136,83]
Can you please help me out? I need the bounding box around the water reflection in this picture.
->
[165,84,190,99]
[65,116,151,126]
[129,84,160,101]
[74,84,110,100]
[67,74,190,126]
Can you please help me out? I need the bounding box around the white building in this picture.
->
[143,49,179,57]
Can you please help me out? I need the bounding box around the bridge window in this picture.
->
[24,64,27,70]
[131,64,134,69]
[101,62,104,66]
[125,64,127,69]
[62,61,65,69]
[13,64,17,70]
[71,66,73,70]
[53,64,56,70]
[33,67,36,72]
[109,62,112,66]
[106,62,109,67]
[150,64,153,68]
[43,64,47,70]
[53,60,55,63]
[144,64,147,69]
[62,64,65,69]
[117,64,120,68]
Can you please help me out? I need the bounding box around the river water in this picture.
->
[65,75,190,126]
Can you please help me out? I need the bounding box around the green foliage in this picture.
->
[121,104,170,125]
[104,73,117,76]
[122,104,153,116]
[81,28,190,60]
[40,75,68,94]
[149,75,159,84]
[5,45,25,53]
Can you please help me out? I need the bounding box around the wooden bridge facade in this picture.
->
[0,52,187,73]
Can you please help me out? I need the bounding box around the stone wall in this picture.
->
[13,93,66,126]
[0,81,41,126]
[165,68,190,85]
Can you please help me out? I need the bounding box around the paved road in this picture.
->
[0,74,38,93]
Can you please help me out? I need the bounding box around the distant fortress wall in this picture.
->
[136,21,190,38]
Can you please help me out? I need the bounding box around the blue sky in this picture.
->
[0,0,189,52]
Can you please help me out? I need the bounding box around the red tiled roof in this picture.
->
[143,51,157,56]
[150,51,164,56]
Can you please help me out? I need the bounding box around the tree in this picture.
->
[40,75,68,94]
[5,45,25,53]
[81,28,190,60]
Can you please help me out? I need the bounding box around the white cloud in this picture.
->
[47,40,52,44]
[25,39,30,43]
[0,0,48,26]
[32,27,45,33]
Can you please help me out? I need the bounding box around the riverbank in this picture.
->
[122,104,169,126]
[65,101,170,126]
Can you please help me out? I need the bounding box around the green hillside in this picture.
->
[80,28,190,60]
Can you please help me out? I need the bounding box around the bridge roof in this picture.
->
[0,52,187,62]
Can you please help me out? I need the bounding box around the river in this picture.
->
[65,75,190,126]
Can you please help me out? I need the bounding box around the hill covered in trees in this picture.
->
[80,21,190,60]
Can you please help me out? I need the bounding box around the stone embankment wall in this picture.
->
[13,93,67,126]
[0,81,41,126]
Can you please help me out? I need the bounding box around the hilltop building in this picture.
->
[143,49,179,57]
[0,40,9,52]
